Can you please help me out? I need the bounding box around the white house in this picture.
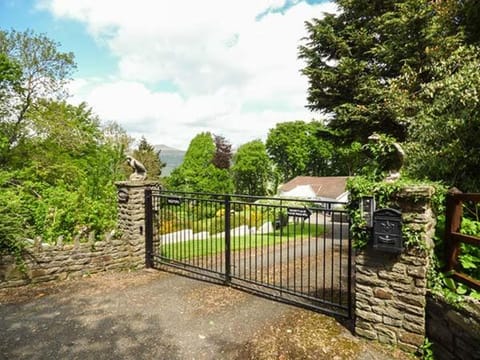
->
[278,176,349,203]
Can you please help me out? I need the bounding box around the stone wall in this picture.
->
[427,294,480,360]
[0,181,155,288]
[355,186,436,352]
[0,234,142,288]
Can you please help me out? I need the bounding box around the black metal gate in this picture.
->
[145,189,353,318]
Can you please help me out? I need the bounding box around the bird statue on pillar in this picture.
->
[126,156,147,181]
[367,133,405,182]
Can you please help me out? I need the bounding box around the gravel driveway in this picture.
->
[0,269,416,360]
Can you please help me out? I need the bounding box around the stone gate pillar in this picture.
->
[355,186,436,352]
[116,181,159,269]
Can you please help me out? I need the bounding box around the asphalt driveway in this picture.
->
[0,269,415,360]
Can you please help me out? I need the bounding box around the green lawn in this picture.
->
[159,222,324,260]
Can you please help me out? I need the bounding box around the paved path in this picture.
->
[0,270,415,360]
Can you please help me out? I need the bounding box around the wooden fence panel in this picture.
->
[444,188,480,290]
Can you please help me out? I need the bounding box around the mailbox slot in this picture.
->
[360,196,375,228]
[372,208,403,253]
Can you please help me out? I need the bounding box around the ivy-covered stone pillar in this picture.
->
[354,185,436,352]
[115,181,159,269]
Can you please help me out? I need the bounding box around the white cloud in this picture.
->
[40,0,338,149]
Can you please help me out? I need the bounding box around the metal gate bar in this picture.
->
[145,189,353,318]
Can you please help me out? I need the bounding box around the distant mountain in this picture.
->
[155,145,185,176]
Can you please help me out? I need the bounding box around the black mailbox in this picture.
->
[372,208,403,253]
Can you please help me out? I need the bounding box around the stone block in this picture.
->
[105,263,126,271]
[111,251,131,259]
[67,264,88,272]
[357,309,383,323]
[398,341,419,354]
[356,283,374,296]
[0,279,30,288]
[399,331,424,347]
[355,327,378,340]
[44,267,62,275]
[378,270,412,284]
[357,293,385,307]
[377,326,397,344]
[5,265,27,281]
[415,278,427,287]
[383,308,403,320]
[383,316,403,327]
[355,253,387,268]
[31,274,60,283]
[397,294,426,307]
[407,266,427,278]
[70,255,91,265]
[403,320,424,335]
[357,274,387,287]
[392,263,407,274]
[356,301,372,312]
[378,334,396,345]
[401,254,427,266]
[404,313,424,326]
[92,255,113,264]
[389,282,421,294]
[371,306,390,316]
[356,265,378,277]
[29,268,46,278]
[374,287,393,300]
[392,301,424,316]
[356,321,374,331]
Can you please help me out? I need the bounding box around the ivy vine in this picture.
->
[347,176,446,250]
[348,176,480,302]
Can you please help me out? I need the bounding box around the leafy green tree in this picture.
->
[168,132,233,193]
[331,141,366,176]
[232,140,271,196]
[0,29,75,156]
[0,29,131,256]
[299,0,480,191]
[266,121,314,181]
[376,1,480,191]
[0,52,21,95]
[132,136,166,181]
[0,53,21,157]
[266,121,337,181]
[101,121,133,182]
[397,45,480,192]
[168,132,215,190]
[1,100,122,241]
[196,164,234,194]
[212,135,232,169]
[298,0,435,143]
[0,171,34,260]
[18,100,102,183]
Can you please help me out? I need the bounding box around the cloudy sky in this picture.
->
[1,0,336,150]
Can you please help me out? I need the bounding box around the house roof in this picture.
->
[279,176,349,199]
